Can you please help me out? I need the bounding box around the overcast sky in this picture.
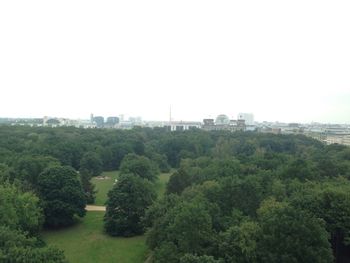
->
[1,1,349,123]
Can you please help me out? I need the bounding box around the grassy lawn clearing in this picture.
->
[91,171,119,206]
[43,171,172,263]
[42,212,148,263]
[92,171,171,205]
[155,172,171,197]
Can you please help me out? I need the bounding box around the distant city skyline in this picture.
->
[1,1,349,124]
[1,108,350,125]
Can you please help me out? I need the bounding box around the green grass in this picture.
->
[155,172,171,197]
[43,212,148,263]
[91,171,119,206]
[92,171,171,205]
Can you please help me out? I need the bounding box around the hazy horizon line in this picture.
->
[1,114,350,125]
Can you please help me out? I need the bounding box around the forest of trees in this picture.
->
[1,125,350,262]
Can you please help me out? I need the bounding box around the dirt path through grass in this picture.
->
[86,205,106,211]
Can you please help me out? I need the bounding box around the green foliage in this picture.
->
[79,169,96,204]
[1,126,350,262]
[291,180,350,257]
[120,153,159,181]
[47,142,84,170]
[282,158,316,181]
[79,152,103,176]
[108,142,133,170]
[153,242,180,263]
[217,175,265,217]
[270,179,287,201]
[166,157,242,195]
[147,197,215,262]
[147,140,349,262]
[291,181,350,235]
[166,168,191,195]
[219,221,260,263]
[147,152,170,173]
[0,183,42,235]
[256,199,333,263]
[170,199,213,254]
[0,163,14,182]
[0,226,67,263]
[104,174,156,237]
[143,194,180,231]
[14,155,60,189]
[180,254,222,263]
[38,166,86,227]
[0,183,66,262]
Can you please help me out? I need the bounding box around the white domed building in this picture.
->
[215,114,230,125]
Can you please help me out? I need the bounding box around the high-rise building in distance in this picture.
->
[238,113,254,125]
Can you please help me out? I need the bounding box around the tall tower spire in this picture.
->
[169,105,172,124]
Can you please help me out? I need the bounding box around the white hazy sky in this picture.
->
[1,1,350,123]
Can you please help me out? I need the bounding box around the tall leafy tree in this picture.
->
[79,169,96,204]
[38,166,86,227]
[166,168,192,195]
[104,174,156,237]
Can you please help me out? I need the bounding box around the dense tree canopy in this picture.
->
[119,153,159,182]
[255,199,332,263]
[0,183,66,262]
[37,166,86,227]
[79,151,103,176]
[13,155,60,190]
[0,183,42,235]
[0,226,67,263]
[1,126,350,262]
